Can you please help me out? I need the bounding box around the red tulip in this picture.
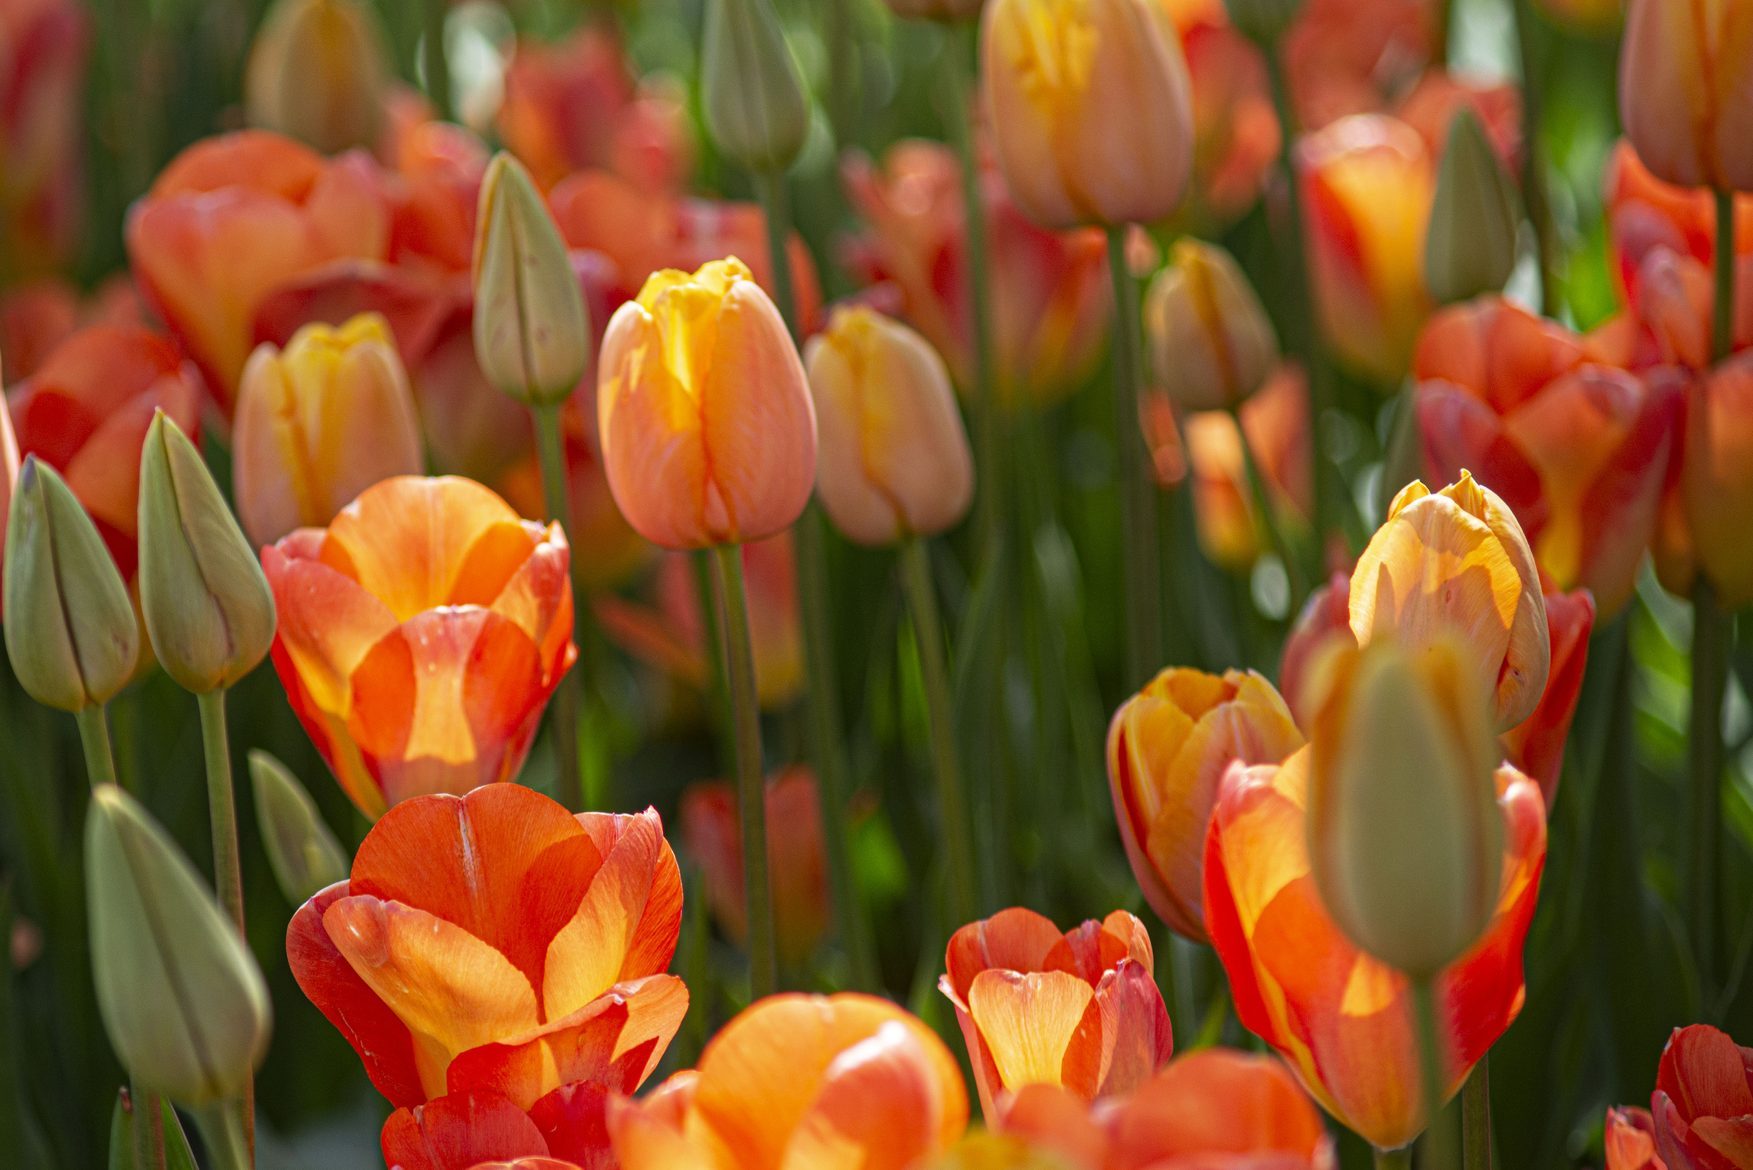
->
[1651,1025,1753,1170]
[0,0,87,281]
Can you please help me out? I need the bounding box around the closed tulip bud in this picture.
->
[598,258,817,549]
[234,313,424,546]
[1307,638,1505,979]
[701,0,810,174]
[86,784,271,1104]
[1145,240,1278,411]
[805,307,974,545]
[1424,110,1521,306]
[472,153,591,407]
[245,0,390,154]
[248,750,348,905]
[1222,0,1306,43]
[980,0,1194,229]
[1620,0,1753,192]
[884,0,987,21]
[3,458,138,712]
[138,412,277,693]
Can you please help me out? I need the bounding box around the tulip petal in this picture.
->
[943,908,1067,1006]
[1092,960,1174,1098]
[380,1089,550,1170]
[966,970,1099,1096]
[1657,1025,1753,1121]
[527,1082,616,1170]
[1107,1049,1331,1164]
[781,1022,947,1170]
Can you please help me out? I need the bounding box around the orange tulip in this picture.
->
[939,908,1173,1119]
[233,312,424,546]
[1278,569,1352,729]
[1620,0,1753,193]
[1605,142,1753,314]
[0,0,86,282]
[1413,296,1685,616]
[7,325,202,582]
[597,258,816,551]
[1660,356,1753,607]
[1181,366,1313,571]
[1174,14,1279,228]
[260,476,576,818]
[0,276,145,386]
[980,0,1193,229]
[1299,115,1434,386]
[126,130,390,409]
[1282,0,1436,131]
[1499,588,1594,803]
[841,140,1109,410]
[1605,1107,1665,1170]
[681,767,830,970]
[1106,668,1304,942]
[1396,72,1523,171]
[1349,473,1548,731]
[1203,748,1547,1149]
[609,993,969,1170]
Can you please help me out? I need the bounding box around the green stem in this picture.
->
[1513,0,1561,316]
[900,539,978,928]
[1690,581,1728,992]
[1229,403,1306,605]
[75,706,118,790]
[1107,226,1163,687]
[754,169,800,338]
[196,689,253,1159]
[1462,1055,1493,1170]
[1715,187,1737,363]
[709,544,777,997]
[532,403,591,812]
[422,0,450,119]
[1412,979,1456,1170]
[193,1100,251,1170]
[692,550,735,767]
[1374,1146,1413,1170]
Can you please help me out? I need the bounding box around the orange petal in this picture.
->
[781,1021,950,1170]
[380,1089,549,1170]
[965,971,1099,1096]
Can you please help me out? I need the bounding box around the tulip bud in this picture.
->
[1306,638,1505,979]
[805,307,974,545]
[1222,0,1306,44]
[883,0,987,21]
[1620,0,1753,192]
[244,0,390,154]
[471,153,592,407]
[248,750,348,904]
[86,784,272,1104]
[3,458,139,712]
[1424,110,1521,306]
[701,0,811,174]
[138,412,277,694]
[1144,240,1278,411]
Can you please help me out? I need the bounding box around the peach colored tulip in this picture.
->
[1181,366,1312,571]
[233,312,424,546]
[261,476,576,818]
[980,0,1194,229]
[939,908,1173,1119]
[805,307,974,546]
[1605,1107,1665,1170]
[125,131,390,410]
[0,0,86,281]
[1413,296,1684,616]
[1145,240,1278,412]
[1349,473,1548,731]
[1203,748,1547,1149]
[609,993,969,1170]
[287,784,685,1145]
[597,258,816,550]
[1620,0,1753,193]
[1107,668,1303,942]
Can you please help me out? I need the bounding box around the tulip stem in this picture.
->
[1107,226,1163,688]
[1374,1148,1412,1170]
[1512,0,1561,315]
[1412,979,1456,1170]
[75,706,119,790]
[901,538,979,928]
[196,689,254,1158]
[193,1099,251,1170]
[422,0,450,119]
[1228,403,1306,607]
[1689,580,1728,991]
[531,402,593,813]
[1461,1055,1493,1170]
[709,543,778,997]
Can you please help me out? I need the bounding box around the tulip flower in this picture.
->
[261,476,576,818]
[1179,366,1313,572]
[1173,13,1280,227]
[681,767,829,969]
[1299,115,1435,386]
[1349,473,1548,731]
[1281,0,1434,130]
[0,0,86,282]
[1144,240,1278,412]
[609,993,968,1170]
[1605,1107,1664,1170]
[1658,356,1753,608]
[0,276,147,387]
[1620,0,1753,193]
[1500,589,1594,803]
[805,307,974,546]
[125,131,390,408]
[939,908,1173,1118]
[1413,296,1684,616]
[244,0,390,154]
[1203,747,1547,1149]
[233,313,425,546]
[1647,1025,1753,1170]
[287,783,686,1112]
[597,258,816,550]
[1604,142,1753,309]
[980,0,1194,229]
[1106,667,1303,941]
[1278,569,1352,728]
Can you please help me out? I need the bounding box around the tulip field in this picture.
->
[5,0,1753,1167]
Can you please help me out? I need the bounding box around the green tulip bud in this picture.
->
[86,785,271,1105]
[701,0,810,173]
[1222,0,1306,44]
[1424,109,1522,306]
[249,750,348,904]
[137,412,276,694]
[3,457,139,712]
[471,152,591,407]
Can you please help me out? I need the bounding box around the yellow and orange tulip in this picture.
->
[1620,0,1753,193]
[260,475,576,819]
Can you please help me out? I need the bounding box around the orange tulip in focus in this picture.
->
[939,908,1173,1119]
[1106,668,1303,942]
[1299,115,1435,386]
[286,784,686,1152]
[1620,0,1753,193]
[1180,367,1313,572]
[7,325,202,582]
[980,0,1193,229]
[1414,297,1684,615]
[1203,749,1547,1149]
[261,476,576,819]
[681,767,829,969]
[597,258,816,550]
[233,312,424,546]
[0,0,86,282]
[609,993,969,1170]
